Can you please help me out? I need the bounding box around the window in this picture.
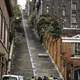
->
[72,13,76,17]
[71,17,76,23]
[71,16,77,28]
[75,43,80,55]
[72,43,80,55]
[71,3,77,10]
[62,9,65,16]
[74,69,80,80]
[71,24,77,28]
[0,9,8,48]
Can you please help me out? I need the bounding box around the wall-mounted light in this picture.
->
[30,0,32,2]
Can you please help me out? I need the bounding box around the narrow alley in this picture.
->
[11,12,63,80]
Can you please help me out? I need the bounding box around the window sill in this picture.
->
[71,56,80,59]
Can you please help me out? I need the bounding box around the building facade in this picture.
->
[0,0,16,78]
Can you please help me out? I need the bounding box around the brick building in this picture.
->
[42,32,80,80]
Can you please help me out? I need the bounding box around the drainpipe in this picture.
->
[7,38,14,74]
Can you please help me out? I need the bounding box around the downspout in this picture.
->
[7,38,14,74]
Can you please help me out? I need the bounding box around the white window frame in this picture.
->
[72,43,80,55]
[71,17,77,23]
[71,3,77,10]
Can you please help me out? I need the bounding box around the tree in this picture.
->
[36,14,50,40]
[13,5,22,23]
[37,14,63,40]
[28,12,36,28]
[47,18,63,38]
[9,5,22,43]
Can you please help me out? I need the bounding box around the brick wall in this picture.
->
[43,32,73,80]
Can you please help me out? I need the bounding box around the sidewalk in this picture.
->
[11,29,33,80]
[22,18,63,79]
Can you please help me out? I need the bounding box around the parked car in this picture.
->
[2,75,24,80]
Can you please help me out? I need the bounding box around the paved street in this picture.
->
[22,12,63,79]
[25,26,60,77]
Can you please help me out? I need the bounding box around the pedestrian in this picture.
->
[37,77,42,80]
[43,76,48,80]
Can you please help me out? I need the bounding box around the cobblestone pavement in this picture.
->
[11,31,33,80]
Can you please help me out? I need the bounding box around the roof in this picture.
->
[62,34,80,42]
[72,34,80,38]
